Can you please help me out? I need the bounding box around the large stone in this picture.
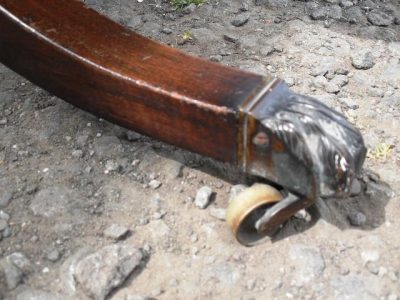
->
[93,136,122,158]
[330,275,382,299]
[367,10,394,26]
[345,6,367,24]
[328,5,343,20]
[30,186,85,218]
[182,3,196,14]
[351,51,375,70]
[289,245,326,287]
[210,262,241,285]
[191,28,219,45]
[310,6,327,20]
[338,97,359,110]
[127,16,143,29]
[266,0,289,8]
[140,22,162,37]
[74,244,143,300]
[146,220,171,243]
[125,130,142,142]
[161,159,183,180]
[330,74,349,88]
[383,60,400,82]
[309,4,342,20]
[0,184,13,208]
[60,247,93,296]
[0,252,32,290]
[388,42,400,57]
[16,288,61,300]
[0,219,8,231]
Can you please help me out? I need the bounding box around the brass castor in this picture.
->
[226,183,283,246]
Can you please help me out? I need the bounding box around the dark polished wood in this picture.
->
[0,0,273,163]
[0,1,369,244]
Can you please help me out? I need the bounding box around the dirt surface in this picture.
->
[1,0,400,299]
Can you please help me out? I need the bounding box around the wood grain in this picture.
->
[0,0,272,163]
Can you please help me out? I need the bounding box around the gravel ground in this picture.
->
[0,0,399,299]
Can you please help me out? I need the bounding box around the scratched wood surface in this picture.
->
[0,0,272,163]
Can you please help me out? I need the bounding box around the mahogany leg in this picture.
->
[0,0,367,245]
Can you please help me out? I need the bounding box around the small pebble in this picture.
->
[388,271,398,282]
[191,247,199,256]
[378,266,388,277]
[350,179,362,196]
[0,219,8,231]
[194,186,213,209]
[190,234,198,243]
[182,3,196,14]
[2,226,12,238]
[104,160,120,173]
[103,224,129,240]
[149,180,162,190]
[229,184,247,202]
[126,296,150,300]
[150,287,164,297]
[25,184,38,195]
[0,190,13,208]
[210,55,222,62]
[286,77,295,87]
[340,0,353,7]
[348,212,367,227]
[294,209,311,222]
[231,14,250,27]
[132,159,140,167]
[72,149,83,158]
[330,74,349,88]
[340,266,350,275]
[142,244,151,255]
[366,261,379,274]
[169,278,179,287]
[152,210,166,220]
[126,130,141,141]
[351,51,375,70]
[339,98,359,110]
[336,68,349,75]
[161,27,173,35]
[0,211,10,220]
[223,34,239,43]
[325,82,340,94]
[240,2,249,11]
[209,207,226,221]
[139,218,149,225]
[246,279,256,290]
[361,250,380,264]
[46,249,61,262]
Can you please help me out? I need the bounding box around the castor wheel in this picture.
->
[226,183,283,246]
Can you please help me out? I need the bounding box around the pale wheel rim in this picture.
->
[226,183,283,246]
